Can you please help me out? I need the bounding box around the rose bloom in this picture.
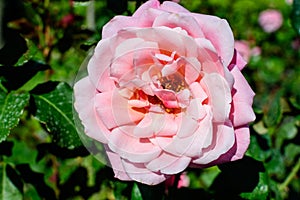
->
[74,0,255,185]
[258,9,283,33]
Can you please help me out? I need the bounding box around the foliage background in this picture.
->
[0,0,299,199]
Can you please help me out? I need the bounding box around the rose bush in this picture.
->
[74,0,255,185]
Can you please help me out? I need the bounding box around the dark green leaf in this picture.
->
[16,164,56,200]
[0,29,27,65]
[211,156,264,198]
[137,182,165,200]
[275,117,297,148]
[263,92,282,128]
[0,91,29,142]
[0,163,23,200]
[265,149,286,180]
[240,172,269,200]
[0,141,13,157]
[291,0,300,35]
[247,133,272,162]
[284,143,300,166]
[31,82,82,149]
[0,60,49,91]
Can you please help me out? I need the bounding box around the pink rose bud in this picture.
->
[258,9,283,33]
[74,0,255,185]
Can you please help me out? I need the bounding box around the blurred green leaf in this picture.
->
[131,183,143,200]
[265,150,286,180]
[0,91,29,142]
[0,163,23,200]
[291,0,300,35]
[284,143,300,166]
[263,92,282,128]
[31,82,82,149]
[246,134,272,162]
[275,117,297,148]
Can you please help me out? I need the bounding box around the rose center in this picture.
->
[158,72,187,92]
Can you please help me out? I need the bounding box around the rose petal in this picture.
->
[230,66,256,126]
[95,90,144,130]
[121,159,167,185]
[111,38,159,81]
[108,127,162,163]
[192,123,235,165]
[146,152,191,174]
[154,89,179,108]
[102,16,140,39]
[132,0,160,17]
[176,89,190,108]
[160,0,189,13]
[131,27,198,58]
[189,82,208,102]
[152,12,205,38]
[200,73,232,122]
[163,110,213,156]
[191,13,234,67]
[87,39,116,92]
[105,147,132,181]
[186,99,207,121]
[231,126,250,161]
[183,57,202,84]
[74,77,109,143]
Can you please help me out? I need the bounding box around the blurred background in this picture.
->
[0,0,299,199]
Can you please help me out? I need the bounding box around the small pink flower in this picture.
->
[235,40,261,62]
[74,0,255,185]
[258,9,283,33]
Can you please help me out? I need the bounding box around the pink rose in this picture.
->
[258,9,283,33]
[74,0,255,185]
[234,40,261,62]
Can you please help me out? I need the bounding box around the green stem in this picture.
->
[279,158,300,191]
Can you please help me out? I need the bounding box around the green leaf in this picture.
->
[131,183,143,200]
[31,82,82,149]
[0,163,23,200]
[275,117,297,148]
[291,0,300,35]
[0,91,30,142]
[263,92,282,128]
[284,143,300,166]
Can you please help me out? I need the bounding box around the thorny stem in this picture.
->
[279,158,300,192]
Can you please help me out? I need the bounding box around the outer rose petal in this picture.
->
[102,16,140,39]
[230,66,256,127]
[105,147,132,181]
[121,159,167,185]
[191,13,234,67]
[160,0,189,13]
[74,77,109,143]
[146,152,191,174]
[231,126,250,161]
[132,0,160,17]
[87,40,116,92]
[192,123,235,165]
